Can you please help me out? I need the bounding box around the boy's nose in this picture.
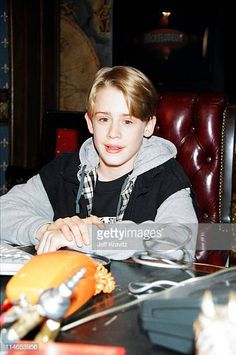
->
[107,122,121,138]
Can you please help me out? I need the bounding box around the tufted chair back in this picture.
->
[154,92,236,266]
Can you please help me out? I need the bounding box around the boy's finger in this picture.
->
[78,223,90,245]
[89,215,106,230]
[61,224,74,241]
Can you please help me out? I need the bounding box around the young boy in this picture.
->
[1,66,198,259]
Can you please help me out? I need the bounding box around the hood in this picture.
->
[130,136,177,178]
[79,136,177,178]
[79,137,99,172]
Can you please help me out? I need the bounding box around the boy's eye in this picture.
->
[124,119,133,125]
[98,117,109,123]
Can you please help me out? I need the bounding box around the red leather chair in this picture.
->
[154,92,236,266]
[42,95,236,267]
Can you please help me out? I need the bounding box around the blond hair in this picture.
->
[86,66,158,121]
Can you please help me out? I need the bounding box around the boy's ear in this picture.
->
[85,113,94,134]
[144,116,157,138]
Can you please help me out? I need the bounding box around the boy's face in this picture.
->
[85,86,156,177]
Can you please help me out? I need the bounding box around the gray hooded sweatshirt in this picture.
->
[0,136,198,260]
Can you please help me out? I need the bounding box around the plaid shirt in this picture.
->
[116,178,136,221]
[77,165,136,220]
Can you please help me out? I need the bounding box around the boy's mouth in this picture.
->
[104,144,124,153]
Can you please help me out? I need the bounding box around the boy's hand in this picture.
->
[35,215,103,254]
[36,229,77,254]
[47,215,102,244]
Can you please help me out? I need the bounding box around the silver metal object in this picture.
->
[133,223,193,269]
[127,280,178,295]
[0,268,87,345]
[38,267,87,320]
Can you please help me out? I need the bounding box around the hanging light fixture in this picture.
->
[143,11,188,60]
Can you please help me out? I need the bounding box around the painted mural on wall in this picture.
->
[60,0,112,112]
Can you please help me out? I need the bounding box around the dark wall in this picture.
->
[113,0,235,101]
[9,0,59,169]
[8,0,236,175]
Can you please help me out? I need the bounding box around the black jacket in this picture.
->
[40,152,196,222]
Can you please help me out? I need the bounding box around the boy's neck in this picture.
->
[96,164,132,182]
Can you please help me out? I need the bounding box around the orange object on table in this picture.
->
[6,250,115,317]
